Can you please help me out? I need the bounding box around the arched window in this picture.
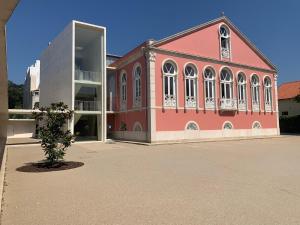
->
[133,65,142,107]
[184,64,197,108]
[252,121,262,129]
[120,72,127,110]
[264,77,272,111]
[185,121,199,131]
[133,122,143,132]
[220,25,230,59]
[203,67,216,109]
[237,72,247,110]
[163,61,177,107]
[223,122,233,130]
[251,75,260,111]
[220,68,233,99]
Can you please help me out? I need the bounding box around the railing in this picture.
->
[252,102,260,112]
[164,95,176,107]
[265,102,272,112]
[185,96,196,108]
[221,47,230,58]
[220,98,237,111]
[238,99,247,111]
[205,97,215,109]
[75,100,98,111]
[75,69,100,83]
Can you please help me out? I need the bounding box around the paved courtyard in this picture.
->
[1,136,300,225]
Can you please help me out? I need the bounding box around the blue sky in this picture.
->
[6,0,300,84]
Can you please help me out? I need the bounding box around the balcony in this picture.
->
[265,102,272,112]
[221,47,230,58]
[75,69,100,83]
[238,99,247,111]
[219,98,237,111]
[185,96,196,108]
[75,100,98,111]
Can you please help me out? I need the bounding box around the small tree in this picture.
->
[33,102,73,166]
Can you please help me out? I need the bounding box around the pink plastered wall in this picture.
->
[112,56,148,131]
[158,21,273,71]
[154,52,277,131]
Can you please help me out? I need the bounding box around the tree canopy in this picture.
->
[8,80,23,109]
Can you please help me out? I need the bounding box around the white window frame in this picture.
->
[252,121,262,129]
[222,121,234,130]
[162,60,178,108]
[133,63,142,108]
[220,68,233,100]
[203,66,216,109]
[133,121,143,132]
[251,74,260,112]
[237,72,247,111]
[263,76,272,112]
[219,24,231,60]
[120,71,127,111]
[184,63,198,108]
[185,121,200,131]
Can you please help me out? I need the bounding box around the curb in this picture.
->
[0,144,8,218]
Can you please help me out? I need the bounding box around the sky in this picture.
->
[6,0,300,85]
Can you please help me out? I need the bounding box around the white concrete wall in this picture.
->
[279,99,300,117]
[7,120,36,138]
[40,22,73,109]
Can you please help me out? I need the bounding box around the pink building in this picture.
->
[107,16,279,143]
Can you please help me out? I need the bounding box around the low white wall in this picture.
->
[112,131,147,142]
[7,120,36,138]
[154,128,278,142]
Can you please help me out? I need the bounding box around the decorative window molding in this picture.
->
[219,67,236,110]
[120,71,127,111]
[203,66,216,109]
[252,121,262,129]
[219,24,231,60]
[263,76,272,112]
[184,63,198,108]
[237,72,247,111]
[223,121,234,130]
[133,121,143,132]
[185,121,199,131]
[251,74,260,112]
[133,63,142,108]
[162,60,178,108]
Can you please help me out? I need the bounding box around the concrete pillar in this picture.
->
[145,46,156,143]
[0,25,8,139]
[274,74,280,135]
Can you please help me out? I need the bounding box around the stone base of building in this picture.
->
[111,128,278,143]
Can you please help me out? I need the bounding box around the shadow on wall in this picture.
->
[280,115,300,134]
[0,138,6,169]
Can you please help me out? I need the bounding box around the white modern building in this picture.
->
[40,21,106,141]
[23,60,40,109]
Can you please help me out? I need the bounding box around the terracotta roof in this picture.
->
[278,81,300,100]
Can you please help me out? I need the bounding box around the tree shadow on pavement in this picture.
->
[16,161,84,173]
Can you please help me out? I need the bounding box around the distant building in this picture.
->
[278,81,300,117]
[23,60,40,109]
